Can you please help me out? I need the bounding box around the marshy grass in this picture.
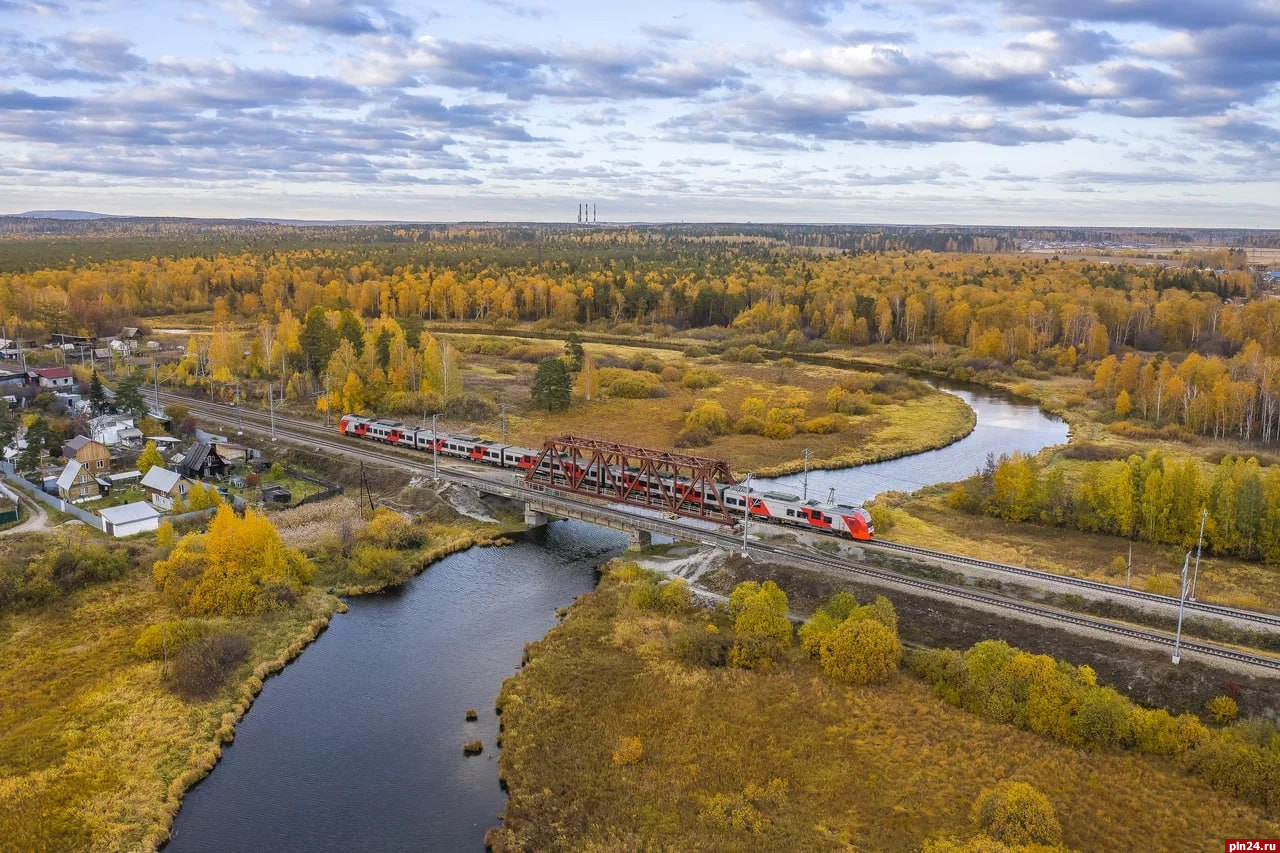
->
[463,739,483,755]
[465,708,478,721]
[489,562,1280,852]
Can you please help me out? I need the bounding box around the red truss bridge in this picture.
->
[523,435,738,525]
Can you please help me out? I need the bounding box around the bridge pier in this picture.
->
[524,506,548,528]
[627,529,652,551]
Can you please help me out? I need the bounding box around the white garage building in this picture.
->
[99,501,161,538]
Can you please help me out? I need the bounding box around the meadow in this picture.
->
[491,563,1280,852]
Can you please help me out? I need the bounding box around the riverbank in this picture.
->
[0,510,500,851]
[491,561,1280,851]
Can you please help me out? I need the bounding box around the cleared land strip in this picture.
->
[161,391,1280,673]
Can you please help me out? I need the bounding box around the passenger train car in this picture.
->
[337,414,874,541]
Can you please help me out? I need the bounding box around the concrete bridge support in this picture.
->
[627,529,652,550]
[524,506,548,528]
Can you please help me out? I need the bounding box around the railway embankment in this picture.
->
[639,545,1280,720]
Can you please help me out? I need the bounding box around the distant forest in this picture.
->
[2,217,1279,273]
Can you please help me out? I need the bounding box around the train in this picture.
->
[337,414,874,541]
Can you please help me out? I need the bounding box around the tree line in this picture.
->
[949,450,1280,563]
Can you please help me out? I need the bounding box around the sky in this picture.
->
[1,0,1278,225]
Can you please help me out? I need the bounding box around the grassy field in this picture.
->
[448,334,976,477]
[491,564,1280,852]
[0,499,498,851]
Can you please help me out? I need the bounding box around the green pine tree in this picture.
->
[88,370,108,414]
[531,357,572,412]
[564,333,585,373]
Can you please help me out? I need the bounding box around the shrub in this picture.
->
[1205,695,1239,724]
[360,507,424,549]
[729,581,792,670]
[674,429,711,448]
[671,623,732,667]
[444,394,497,421]
[245,472,260,487]
[351,545,413,586]
[612,736,643,766]
[819,617,901,684]
[465,708,478,721]
[970,782,1063,847]
[738,396,767,420]
[685,399,730,435]
[133,619,208,661]
[735,415,765,435]
[166,634,250,700]
[762,420,796,440]
[698,779,788,834]
[605,372,664,399]
[1107,555,1127,577]
[801,415,842,434]
[681,368,722,389]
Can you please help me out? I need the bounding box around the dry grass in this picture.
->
[0,548,341,851]
[491,566,1280,852]
[448,334,974,476]
[885,492,1280,614]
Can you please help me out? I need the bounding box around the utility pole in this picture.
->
[1190,507,1207,601]
[432,413,439,479]
[741,473,753,556]
[1172,551,1190,664]
[235,384,243,435]
[802,448,810,501]
[1125,540,1132,588]
[323,373,331,428]
[152,356,160,412]
[268,383,277,442]
[500,404,508,443]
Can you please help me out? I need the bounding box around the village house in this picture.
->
[62,435,111,474]
[177,441,228,480]
[88,414,136,447]
[140,466,189,511]
[56,460,100,502]
[30,367,74,390]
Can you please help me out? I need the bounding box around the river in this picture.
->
[165,381,1067,852]
[760,383,1069,503]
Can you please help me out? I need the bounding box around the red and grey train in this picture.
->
[338,414,874,541]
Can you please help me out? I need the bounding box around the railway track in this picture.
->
[160,391,1280,631]
[158,391,1280,671]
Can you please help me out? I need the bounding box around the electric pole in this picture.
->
[1190,507,1207,601]
[432,413,439,479]
[802,448,810,501]
[500,404,508,443]
[741,473,753,556]
[268,383,277,442]
[235,383,243,435]
[1173,551,1190,664]
[152,356,160,412]
[323,373,331,428]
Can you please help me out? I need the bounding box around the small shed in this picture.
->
[0,481,19,524]
[260,484,292,504]
[99,501,161,538]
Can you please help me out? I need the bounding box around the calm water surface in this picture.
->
[165,522,625,853]
[166,381,1064,851]
[760,382,1069,504]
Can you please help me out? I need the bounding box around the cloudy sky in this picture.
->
[1,0,1278,224]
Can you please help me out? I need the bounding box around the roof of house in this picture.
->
[140,466,182,493]
[180,442,210,476]
[118,428,144,440]
[108,470,141,482]
[64,435,96,453]
[34,367,73,380]
[56,460,84,491]
[99,501,160,525]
